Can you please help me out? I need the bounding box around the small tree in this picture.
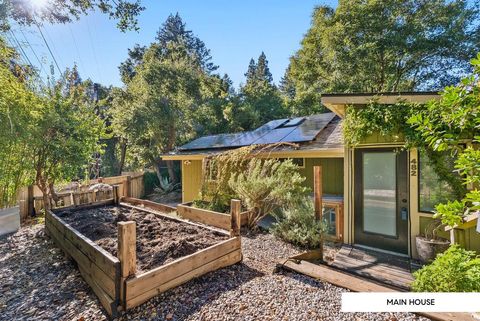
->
[229,158,307,228]
[32,69,104,209]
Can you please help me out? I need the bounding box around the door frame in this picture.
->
[353,147,410,255]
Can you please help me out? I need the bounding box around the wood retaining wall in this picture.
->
[45,197,242,317]
[45,202,120,317]
[177,203,249,230]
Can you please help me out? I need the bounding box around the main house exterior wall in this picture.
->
[180,156,344,203]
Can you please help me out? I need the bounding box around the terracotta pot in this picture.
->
[415,235,450,263]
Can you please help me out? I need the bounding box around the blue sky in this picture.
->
[9,0,337,88]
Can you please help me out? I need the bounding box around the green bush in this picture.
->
[144,171,160,195]
[412,245,480,292]
[229,158,307,228]
[271,198,327,248]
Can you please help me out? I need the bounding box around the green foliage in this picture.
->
[0,38,40,206]
[112,14,233,183]
[143,171,159,196]
[1,0,144,32]
[229,158,307,227]
[230,52,286,131]
[32,67,105,208]
[433,201,465,227]
[408,54,480,227]
[0,37,104,208]
[272,198,327,248]
[283,0,480,114]
[197,145,257,212]
[412,245,480,292]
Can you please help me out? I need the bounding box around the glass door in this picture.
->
[354,148,409,254]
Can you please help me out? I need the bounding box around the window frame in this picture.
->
[417,149,461,214]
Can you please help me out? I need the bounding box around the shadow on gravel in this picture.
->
[121,262,264,320]
[276,268,328,291]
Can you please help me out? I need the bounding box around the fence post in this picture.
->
[118,221,136,307]
[230,199,241,237]
[27,185,34,217]
[124,175,131,198]
[113,185,120,205]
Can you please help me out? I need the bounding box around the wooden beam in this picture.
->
[314,166,323,220]
[118,221,136,309]
[118,221,136,278]
[113,185,120,205]
[313,165,324,261]
[230,199,241,237]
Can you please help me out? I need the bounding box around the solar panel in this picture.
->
[177,113,336,151]
[228,118,288,147]
[178,133,242,150]
[277,117,306,128]
[281,113,336,142]
[252,127,297,144]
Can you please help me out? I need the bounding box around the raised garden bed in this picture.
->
[177,202,250,230]
[45,197,242,317]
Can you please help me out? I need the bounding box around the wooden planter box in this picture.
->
[45,197,242,317]
[177,202,250,230]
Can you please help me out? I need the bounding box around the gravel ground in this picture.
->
[0,221,430,321]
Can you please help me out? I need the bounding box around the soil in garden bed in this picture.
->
[56,205,229,273]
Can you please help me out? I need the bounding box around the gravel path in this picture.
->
[0,222,430,321]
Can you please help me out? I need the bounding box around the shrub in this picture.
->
[412,245,480,292]
[271,198,327,248]
[229,158,307,228]
[144,171,160,195]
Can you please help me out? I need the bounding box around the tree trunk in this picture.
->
[154,162,163,183]
[118,138,127,175]
[48,181,60,208]
[166,160,177,184]
[37,178,50,211]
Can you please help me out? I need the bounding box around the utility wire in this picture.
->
[67,24,86,77]
[19,28,46,76]
[85,16,104,84]
[8,30,34,67]
[34,22,62,76]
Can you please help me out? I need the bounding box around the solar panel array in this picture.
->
[178,113,336,151]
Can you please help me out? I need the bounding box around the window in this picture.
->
[418,151,457,213]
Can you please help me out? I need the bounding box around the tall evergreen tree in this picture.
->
[244,58,257,82]
[237,52,286,130]
[119,45,146,84]
[155,13,218,73]
[255,52,273,83]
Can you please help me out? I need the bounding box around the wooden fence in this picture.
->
[17,172,144,220]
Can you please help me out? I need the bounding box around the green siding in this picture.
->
[298,158,344,195]
[420,216,480,253]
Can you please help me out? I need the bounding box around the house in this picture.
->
[162,92,480,259]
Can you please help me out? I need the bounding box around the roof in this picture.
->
[162,113,344,160]
[321,92,440,117]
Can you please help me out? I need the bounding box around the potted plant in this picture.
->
[415,219,450,263]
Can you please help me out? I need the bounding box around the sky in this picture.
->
[8,0,338,88]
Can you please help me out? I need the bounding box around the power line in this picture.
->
[67,24,86,77]
[34,22,62,76]
[19,28,46,76]
[85,16,104,84]
[8,30,34,68]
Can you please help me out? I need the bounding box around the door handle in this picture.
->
[401,207,408,221]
